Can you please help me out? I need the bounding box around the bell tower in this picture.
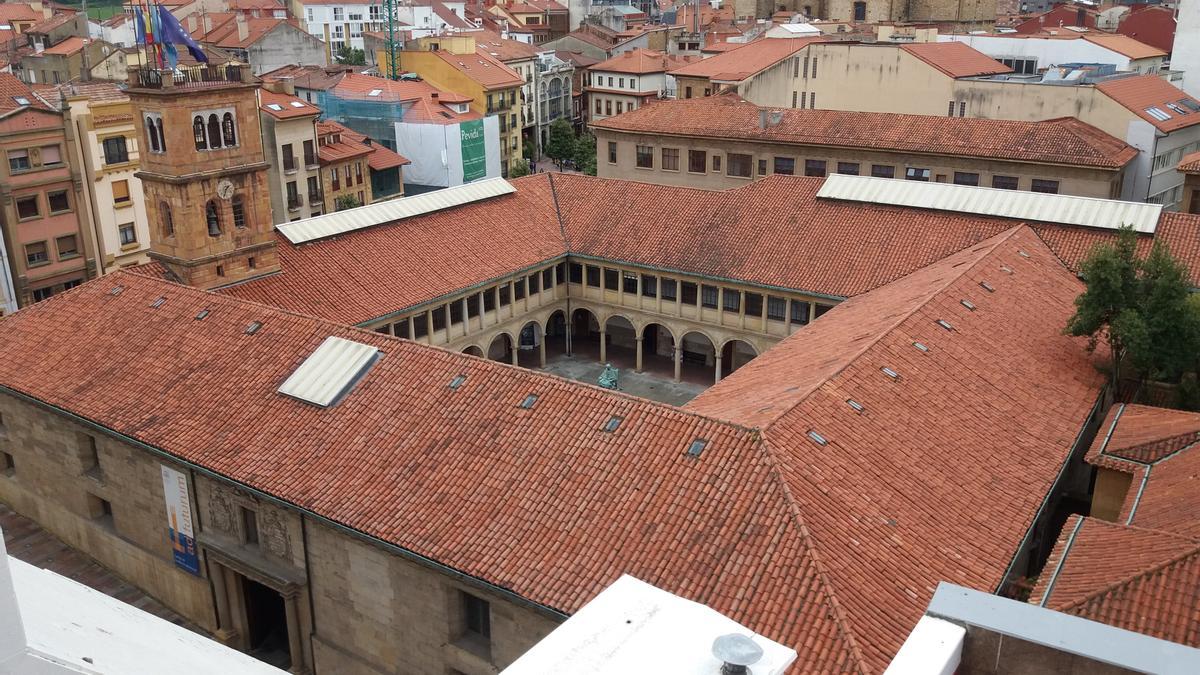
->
[128,64,279,289]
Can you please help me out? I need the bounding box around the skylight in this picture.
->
[1166,102,1188,115]
[846,399,865,413]
[1180,98,1200,112]
[368,88,383,96]
[449,374,467,390]
[109,285,123,296]
[881,367,900,380]
[980,281,995,293]
[913,341,930,353]
[13,96,29,106]
[266,103,283,111]
[150,296,166,308]
[289,101,306,108]
[519,394,538,409]
[1145,106,1171,121]
[960,299,976,311]
[195,309,210,320]
[245,321,263,335]
[686,439,708,457]
[278,336,380,408]
[936,319,953,331]
[603,415,623,432]
[806,430,828,446]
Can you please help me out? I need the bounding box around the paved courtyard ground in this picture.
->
[539,353,708,406]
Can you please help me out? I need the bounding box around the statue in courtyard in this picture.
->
[598,363,619,390]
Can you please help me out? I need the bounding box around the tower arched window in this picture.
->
[222,112,236,146]
[232,194,246,229]
[207,114,222,149]
[161,201,174,237]
[146,116,160,152]
[193,116,206,150]
[155,117,166,152]
[205,200,221,237]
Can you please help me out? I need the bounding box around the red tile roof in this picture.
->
[475,30,540,62]
[1116,5,1176,54]
[0,72,54,112]
[1096,75,1200,133]
[432,49,524,90]
[1081,32,1166,60]
[260,64,355,91]
[590,48,694,75]
[593,95,1137,169]
[562,28,613,51]
[258,88,320,120]
[5,222,1107,673]
[315,119,373,164]
[41,35,84,55]
[335,124,411,170]
[900,41,1013,78]
[0,4,41,23]
[1181,151,1200,173]
[25,11,76,34]
[668,37,821,82]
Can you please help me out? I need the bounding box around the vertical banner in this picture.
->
[161,465,200,576]
[460,119,487,183]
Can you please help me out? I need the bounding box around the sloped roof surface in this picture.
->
[1096,75,1200,133]
[900,41,1012,78]
[668,37,820,81]
[593,95,1137,168]
[259,88,319,120]
[1081,32,1166,59]
[590,48,693,74]
[433,48,524,90]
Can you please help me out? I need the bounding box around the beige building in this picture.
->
[592,95,1137,198]
[55,82,152,273]
[258,85,325,223]
[585,48,693,124]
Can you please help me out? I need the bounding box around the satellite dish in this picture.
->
[712,633,763,674]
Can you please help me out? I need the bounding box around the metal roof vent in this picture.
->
[979,281,995,293]
[1000,265,1013,274]
[150,296,167,308]
[712,634,763,675]
[1018,250,1030,258]
[913,341,929,353]
[881,367,900,380]
[936,319,953,331]
[195,309,210,321]
[686,438,708,457]
[807,430,828,446]
[519,394,538,409]
[603,415,622,432]
[449,374,467,390]
[245,321,263,334]
[277,336,381,408]
[960,299,976,311]
[847,399,865,413]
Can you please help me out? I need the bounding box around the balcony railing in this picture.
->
[287,195,302,210]
[129,64,251,90]
[283,155,297,172]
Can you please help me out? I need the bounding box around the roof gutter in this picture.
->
[1036,515,1085,607]
[0,384,570,623]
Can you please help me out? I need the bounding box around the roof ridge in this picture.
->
[1057,538,1200,614]
[753,225,1027,434]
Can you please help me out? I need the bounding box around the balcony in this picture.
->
[128,64,253,90]
[308,190,321,205]
[287,194,303,211]
[283,155,297,173]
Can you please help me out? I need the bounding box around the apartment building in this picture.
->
[0,74,95,307]
[398,35,525,176]
[474,32,574,154]
[585,48,692,123]
[258,86,324,223]
[939,32,1167,76]
[317,119,373,210]
[184,12,328,75]
[593,95,1137,198]
[55,82,152,273]
[294,0,473,56]
[1181,151,1200,214]
[671,37,822,103]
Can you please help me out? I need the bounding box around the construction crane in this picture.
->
[383,0,402,80]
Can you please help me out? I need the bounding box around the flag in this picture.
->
[155,3,207,64]
[133,6,146,45]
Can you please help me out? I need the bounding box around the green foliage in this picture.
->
[334,194,362,211]
[334,45,367,66]
[544,119,575,164]
[1066,225,1200,385]
[509,159,531,178]
[573,132,597,176]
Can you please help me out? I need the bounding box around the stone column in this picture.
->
[635,336,643,372]
[599,327,607,363]
[673,344,682,382]
[739,294,746,330]
[209,563,234,642]
[785,298,794,334]
[510,338,519,365]
[538,334,546,367]
[636,274,643,308]
[508,281,516,319]
[425,309,434,345]
[445,304,452,343]
[461,298,469,338]
[714,352,723,384]
[477,293,485,332]
[761,299,769,335]
[717,288,724,325]
[283,591,307,675]
[406,318,415,340]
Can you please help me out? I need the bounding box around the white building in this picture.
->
[297,0,473,54]
[0,237,16,316]
[1176,0,1200,99]
[0,525,287,674]
[938,32,1166,76]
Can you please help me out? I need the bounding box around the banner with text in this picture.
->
[161,465,200,576]
[460,119,486,183]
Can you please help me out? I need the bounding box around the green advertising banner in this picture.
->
[460,119,486,182]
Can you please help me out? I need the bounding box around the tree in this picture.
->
[544,119,575,167]
[334,45,366,66]
[334,194,362,211]
[573,132,596,176]
[509,159,530,178]
[1066,225,1200,385]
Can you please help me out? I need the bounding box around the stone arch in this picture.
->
[544,309,567,359]
[486,332,515,365]
[462,345,484,357]
[570,307,602,359]
[516,320,545,368]
[677,330,718,385]
[720,338,759,380]
[638,322,677,377]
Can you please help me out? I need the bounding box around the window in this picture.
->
[412,313,429,338]
[905,167,930,181]
[722,288,740,312]
[16,195,38,219]
[8,149,29,172]
[282,143,296,171]
[514,278,526,301]
[815,303,834,318]
[1031,179,1059,194]
[119,223,136,246]
[88,494,113,526]
[569,262,582,284]
[307,176,320,202]
[355,162,363,185]
[661,278,677,301]
[774,157,795,175]
[303,140,316,166]
[757,159,767,176]
[145,114,163,153]
[102,136,128,164]
[712,154,721,172]
[193,116,206,150]
[616,102,624,115]
[232,194,247,228]
[745,292,762,317]
[207,114,222,149]
[804,159,826,177]
[56,234,78,258]
[635,145,653,168]
[641,274,657,297]
[48,189,70,213]
[953,172,979,186]
[499,284,511,306]
[160,201,174,237]
[605,100,612,116]
[992,175,1018,190]
[701,284,718,309]
[836,162,859,175]
[154,116,166,152]
[662,147,679,171]
[40,144,61,166]
[767,296,786,321]
[332,7,343,19]
[871,165,895,179]
[685,86,692,98]
[462,592,491,641]
[622,272,637,294]
[607,141,617,163]
[790,301,810,325]
[528,273,540,295]
[853,1,866,20]
[681,281,697,305]
[241,507,258,545]
[205,200,221,236]
[809,92,815,108]
[25,241,47,265]
[586,265,599,287]
[688,150,706,173]
[331,167,340,191]
[792,91,798,107]
[958,101,966,117]
[1,451,12,476]
[803,56,809,78]
[32,287,53,302]
[948,100,956,117]
[604,268,618,290]
[111,179,132,205]
[727,153,752,178]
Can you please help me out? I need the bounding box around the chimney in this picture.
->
[712,634,764,675]
[236,14,249,42]
[431,91,439,98]
[758,108,767,128]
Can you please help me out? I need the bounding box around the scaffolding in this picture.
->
[315,90,409,151]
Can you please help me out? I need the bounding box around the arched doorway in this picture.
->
[516,321,545,368]
[639,323,676,377]
[720,339,758,380]
[677,331,717,384]
[462,345,484,357]
[487,333,515,364]
[545,310,567,360]
[602,315,637,368]
[571,308,601,359]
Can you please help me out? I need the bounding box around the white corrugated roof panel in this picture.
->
[816,174,1162,234]
[277,178,516,245]
[277,336,380,407]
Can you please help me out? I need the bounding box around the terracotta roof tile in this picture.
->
[668,38,821,82]
[1081,32,1167,59]
[590,48,694,75]
[1088,404,1200,465]
[316,119,373,164]
[593,95,1137,169]
[900,41,1012,78]
[41,35,84,55]
[258,88,320,120]
[1096,75,1200,133]
[0,72,54,112]
[1179,151,1200,173]
[475,30,540,62]
[260,64,353,91]
[0,4,42,22]
[25,11,75,34]
[433,49,524,90]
